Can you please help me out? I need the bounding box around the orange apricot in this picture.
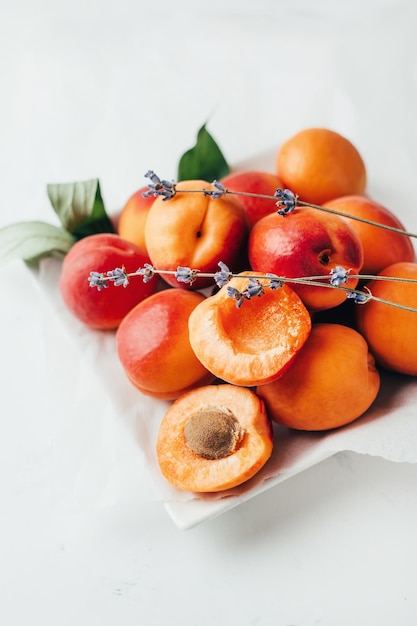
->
[156,384,273,492]
[276,128,367,205]
[323,195,416,275]
[257,323,380,431]
[188,272,312,387]
[144,179,248,290]
[355,262,417,376]
[117,186,155,252]
[116,289,215,400]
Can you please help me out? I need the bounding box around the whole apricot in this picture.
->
[144,179,248,290]
[248,207,364,311]
[116,289,215,400]
[117,186,155,252]
[323,195,415,275]
[59,233,156,330]
[188,272,312,387]
[257,323,380,431]
[355,262,417,376]
[156,384,273,492]
[276,128,367,205]
[219,170,283,229]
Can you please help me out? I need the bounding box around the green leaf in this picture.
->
[177,124,230,182]
[47,178,115,239]
[0,221,75,267]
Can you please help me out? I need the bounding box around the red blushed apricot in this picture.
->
[220,170,283,229]
[188,273,312,387]
[116,289,215,400]
[59,233,156,330]
[156,384,273,492]
[248,208,364,312]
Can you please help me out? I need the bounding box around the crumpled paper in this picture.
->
[38,256,417,514]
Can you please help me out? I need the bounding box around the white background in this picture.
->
[1,1,417,625]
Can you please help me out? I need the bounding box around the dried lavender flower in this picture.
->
[214,261,232,288]
[107,267,129,288]
[88,271,109,291]
[136,263,156,283]
[142,170,176,201]
[274,188,298,215]
[175,266,199,284]
[203,180,227,199]
[226,286,246,308]
[330,266,351,286]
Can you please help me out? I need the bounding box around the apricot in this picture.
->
[248,207,364,311]
[219,170,283,229]
[323,195,416,275]
[117,186,155,252]
[144,179,248,290]
[188,272,312,387]
[276,128,367,205]
[257,323,380,431]
[355,262,417,376]
[59,233,156,330]
[116,288,215,400]
[156,384,273,492]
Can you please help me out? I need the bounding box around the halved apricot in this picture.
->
[188,273,312,386]
[156,384,273,492]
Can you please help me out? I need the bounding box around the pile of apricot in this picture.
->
[59,127,417,494]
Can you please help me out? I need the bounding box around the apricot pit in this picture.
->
[184,407,245,460]
[156,384,274,492]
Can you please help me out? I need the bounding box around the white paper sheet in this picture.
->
[37,250,417,523]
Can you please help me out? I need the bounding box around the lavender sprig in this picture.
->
[88,261,417,314]
[142,170,176,201]
[142,171,417,240]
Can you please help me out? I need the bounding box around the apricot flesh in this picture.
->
[188,273,312,387]
[156,384,273,492]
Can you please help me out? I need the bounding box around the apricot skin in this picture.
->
[117,186,154,252]
[220,170,283,229]
[276,128,367,205]
[59,233,156,330]
[248,208,364,311]
[323,195,416,275]
[156,384,273,493]
[116,289,215,400]
[355,262,417,376]
[257,323,380,431]
[144,179,248,290]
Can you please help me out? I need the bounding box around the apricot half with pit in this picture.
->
[188,272,312,387]
[156,384,273,492]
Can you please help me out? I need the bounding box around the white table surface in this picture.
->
[2,2,417,625]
